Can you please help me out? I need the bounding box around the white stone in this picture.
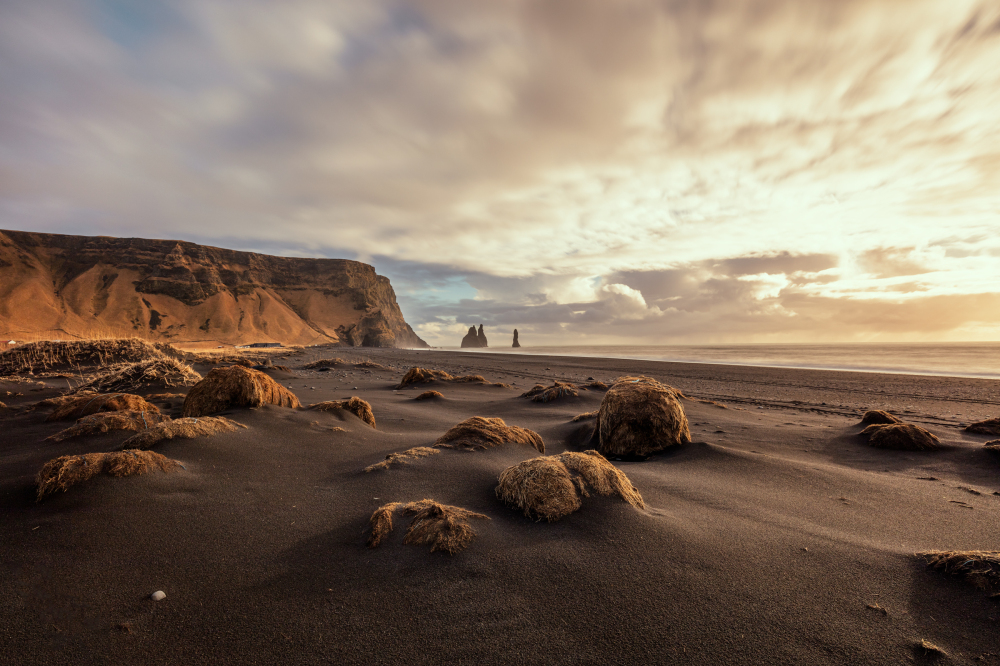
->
[150,590,166,601]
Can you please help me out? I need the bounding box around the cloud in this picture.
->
[1,0,999,343]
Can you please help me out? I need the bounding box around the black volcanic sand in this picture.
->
[2,346,999,665]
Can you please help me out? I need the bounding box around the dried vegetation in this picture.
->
[496,450,644,522]
[433,416,544,453]
[920,550,1000,592]
[859,410,902,425]
[309,397,376,428]
[396,367,499,389]
[965,418,1000,436]
[364,447,441,472]
[591,376,690,458]
[36,450,183,501]
[521,381,579,403]
[121,416,246,449]
[47,393,159,421]
[75,359,202,393]
[182,366,301,416]
[861,423,940,450]
[366,499,490,554]
[47,410,171,442]
[0,338,178,375]
[414,390,444,400]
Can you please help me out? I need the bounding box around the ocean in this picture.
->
[440,343,1000,380]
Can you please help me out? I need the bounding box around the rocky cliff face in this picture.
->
[0,230,427,348]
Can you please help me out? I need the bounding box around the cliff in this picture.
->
[0,230,428,348]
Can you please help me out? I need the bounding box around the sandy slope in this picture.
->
[1,348,998,665]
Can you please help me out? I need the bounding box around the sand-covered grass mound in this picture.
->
[521,381,579,403]
[76,359,202,393]
[414,390,444,401]
[121,416,247,449]
[355,360,389,370]
[182,366,301,416]
[47,393,159,421]
[303,358,345,369]
[433,416,544,453]
[861,423,940,450]
[571,410,598,422]
[0,338,177,375]
[36,449,183,501]
[583,380,608,390]
[591,376,690,458]
[366,499,490,555]
[364,447,441,472]
[47,410,172,442]
[920,551,1000,592]
[309,397,376,428]
[496,450,644,522]
[859,410,902,425]
[396,367,487,389]
[966,418,1000,436]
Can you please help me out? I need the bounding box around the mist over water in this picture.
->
[441,343,1000,380]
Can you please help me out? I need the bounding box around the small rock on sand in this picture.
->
[150,590,166,601]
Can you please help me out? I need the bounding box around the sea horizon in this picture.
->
[428,341,1000,380]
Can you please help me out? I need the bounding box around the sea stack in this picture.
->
[513,329,521,348]
[477,325,488,348]
[461,326,480,348]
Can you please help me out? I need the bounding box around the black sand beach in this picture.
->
[2,346,999,664]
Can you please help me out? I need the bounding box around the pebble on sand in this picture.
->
[150,590,166,601]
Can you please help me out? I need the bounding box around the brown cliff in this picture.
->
[0,230,427,348]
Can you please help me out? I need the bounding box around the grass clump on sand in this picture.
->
[414,390,444,400]
[76,359,202,393]
[121,416,246,449]
[47,411,171,442]
[965,418,1000,436]
[583,380,608,390]
[985,439,1000,452]
[36,450,183,501]
[433,416,544,453]
[366,499,490,554]
[182,366,301,416]
[303,358,345,369]
[396,367,488,389]
[920,551,1000,593]
[859,410,902,425]
[355,360,389,370]
[571,410,598,422]
[47,393,160,421]
[861,423,940,450]
[0,338,177,375]
[591,376,690,458]
[364,447,441,472]
[521,381,579,403]
[496,450,644,522]
[309,397,376,428]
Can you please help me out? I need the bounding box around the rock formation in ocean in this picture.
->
[512,329,520,348]
[0,229,428,348]
[461,326,480,348]
[477,324,488,348]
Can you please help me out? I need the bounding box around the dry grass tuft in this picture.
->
[366,499,490,554]
[36,449,183,501]
[496,450,644,522]
[309,397,376,428]
[433,416,544,453]
[121,416,246,449]
[396,367,489,389]
[571,410,598,422]
[303,358,345,369]
[521,381,579,403]
[355,360,389,370]
[965,418,1000,436]
[47,410,171,442]
[364,447,440,472]
[182,366,301,416]
[76,359,202,393]
[859,410,902,425]
[920,550,1000,591]
[47,393,159,421]
[591,376,690,458]
[985,439,1000,452]
[0,338,177,375]
[146,392,186,401]
[862,423,940,451]
[583,381,608,390]
[414,390,444,400]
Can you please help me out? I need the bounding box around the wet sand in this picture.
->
[1,346,999,664]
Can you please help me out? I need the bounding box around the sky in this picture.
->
[2,0,999,347]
